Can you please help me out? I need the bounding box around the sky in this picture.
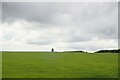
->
[0,2,118,52]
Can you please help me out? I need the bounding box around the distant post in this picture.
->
[51,48,54,52]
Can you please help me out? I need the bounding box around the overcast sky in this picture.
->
[0,2,118,52]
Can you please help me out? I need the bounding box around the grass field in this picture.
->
[0,52,2,78]
[2,52,118,78]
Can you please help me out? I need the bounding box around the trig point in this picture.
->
[51,48,54,52]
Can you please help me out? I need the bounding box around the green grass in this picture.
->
[0,52,2,78]
[2,52,118,78]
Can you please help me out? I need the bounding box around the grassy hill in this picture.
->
[2,52,118,78]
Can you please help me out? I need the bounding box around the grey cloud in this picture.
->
[2,2,117,25]
[65,35,91,42]
[2,2,72,24]
[0,1,2,23]
[27,39,53,45]
[96,25,118,39]
[2,2,118,51]
[63,31,93,42]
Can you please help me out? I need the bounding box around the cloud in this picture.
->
[0,2,2,23]
[1,2,118,51]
